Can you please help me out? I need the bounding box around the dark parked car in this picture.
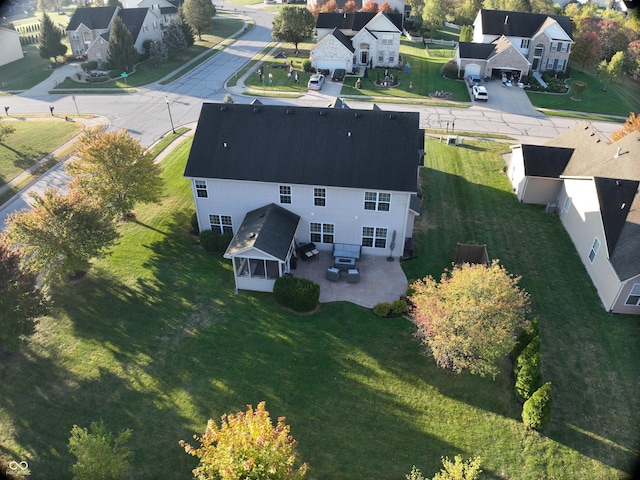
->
[332,68,346,81]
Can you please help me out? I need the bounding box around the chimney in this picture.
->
[614,146,621,158]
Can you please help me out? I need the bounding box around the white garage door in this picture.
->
[316,59,350,72]
[464,63,481,76]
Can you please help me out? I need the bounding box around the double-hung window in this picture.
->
[520,39,529,49]
[209,215,232,234]
[362,227,387,248]
[588,238,600,263]
[279,185,291,204]
[310,222,334,244]
[314,188,326,206]
[625,284,640,306]
[195,180,208,198]
[364,191,391,211]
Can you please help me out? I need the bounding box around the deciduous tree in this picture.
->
[421,0,444,38]
[180,401,309,480]
[0,235,48,352]
[570,30,601,71]
[409,260,531,377]
[343,0,358,12]
[320,0,339,12]
[459,25,473,42]
[271,6,315,54]
[598,50,624,92]
[379,2,392,12]
[433,456,483,480]
[68,420,133,480]
[108,15,137,72]
[66,129,163,219]
[39,12,67,64]
[610,112,640,141]
[184,0,216,40]
[5,189,119,287]
[361,0,379,12]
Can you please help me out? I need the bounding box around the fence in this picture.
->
[423,38,457,47]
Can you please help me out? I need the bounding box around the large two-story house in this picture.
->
[184,103,424,293]
[455,9,573,79]
[507,123,640,315]
[66,6,162,64]
[312,11,403,72]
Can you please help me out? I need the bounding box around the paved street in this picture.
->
[0,4,624,228]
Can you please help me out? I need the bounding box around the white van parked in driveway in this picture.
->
[472,85,488,101]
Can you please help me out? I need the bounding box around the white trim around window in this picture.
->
[279,185,291,204]
[313,187,326,207]
[588,237,600,263]
[209,214,233,234]
[362,226,387,248]
[195,179,208,198]
[625,284,640,306]
[310,222,334,244]
[364,191,391,211]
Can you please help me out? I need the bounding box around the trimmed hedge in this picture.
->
[512,317,539,359]
[514,347,542,401]
[522,382,553,430]
[199,230,233,252]
[373,298,408,317]
[273,275,319,312]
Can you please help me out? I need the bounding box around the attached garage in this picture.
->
[464,63,481,76]
[311,28,355,73]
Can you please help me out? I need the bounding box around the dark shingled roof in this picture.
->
[521,144,574,178]
[478,9,573,40]
[457,42,495,60]
[225,203,300,260]
[328,27,355,52]
[594,177,639,258]
[316,12,403,32]
[118,8,149,43]
[184,103,423,193]
[66,6,118,31]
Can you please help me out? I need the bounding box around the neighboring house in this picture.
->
[184,103,424,293]
[307,0,405,14]
[455,9,573,78]
[0,27,23,67]
[66,6,119,57]
[506,123,640,315]
[67,6,162,64]
[312,12,403,71]
[137,0,184,27]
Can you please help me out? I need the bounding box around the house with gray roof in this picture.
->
[184,102,424,293]
[506,122,640,314]
[312,12,403,71]
[455,9,573,79]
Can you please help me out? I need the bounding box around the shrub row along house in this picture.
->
[455,9,573,80]
[507,122,640,315]
[184,103,424,293]
[311,12,404,73]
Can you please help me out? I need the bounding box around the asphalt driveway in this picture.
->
[469,79,544,118]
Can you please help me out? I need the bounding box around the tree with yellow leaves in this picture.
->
[610,112,640,142]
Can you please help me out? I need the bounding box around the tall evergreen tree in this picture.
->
[163,21,188,58]
[39,11,67,64]
[177,6,195,47]
[183,0,215,41]
[108,15,137,72]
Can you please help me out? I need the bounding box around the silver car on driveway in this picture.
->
[308,74,325,91]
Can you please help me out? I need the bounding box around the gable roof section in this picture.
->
[118,8,150,43]
[185,103,423,193]
[478,9,572,40]
[594,177,639,257]
[225,203,300,261]
[66,6,118,31]
[521,144,574,177]
[609,189,640,281]
[315,28,355,53]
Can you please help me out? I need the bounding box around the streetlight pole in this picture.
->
[165,96,175,134]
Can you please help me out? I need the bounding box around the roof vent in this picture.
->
[223,142,228,148]
[286,109,293,114]
[614,146,621,158]
[504,15,509,24]
[596,139,601,143]
[621,202,626,209]
[319,111,326,116]
[616,180,621,186]
[583,125,589,130]
[253,107,260,113]
[590,132,595,136]
[249,233,256,238]
[348,131,351,137]
[354,112,361,118]
[344,13,347,18]
[220,106,228,111]
[389,114,396,120]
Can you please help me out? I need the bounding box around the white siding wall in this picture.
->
[507,147,526,198]
[558,179,622,311]
[191,178,413,256]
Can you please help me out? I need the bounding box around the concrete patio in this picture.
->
[291,251,408,309]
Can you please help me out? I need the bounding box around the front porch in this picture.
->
[291,250,408,309]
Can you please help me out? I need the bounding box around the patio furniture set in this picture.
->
[326,244,361,283]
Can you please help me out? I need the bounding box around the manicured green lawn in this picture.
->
[0,45,55,91]
[1,135,637,479]
[526,67,640,118]
[0,119,82,187]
